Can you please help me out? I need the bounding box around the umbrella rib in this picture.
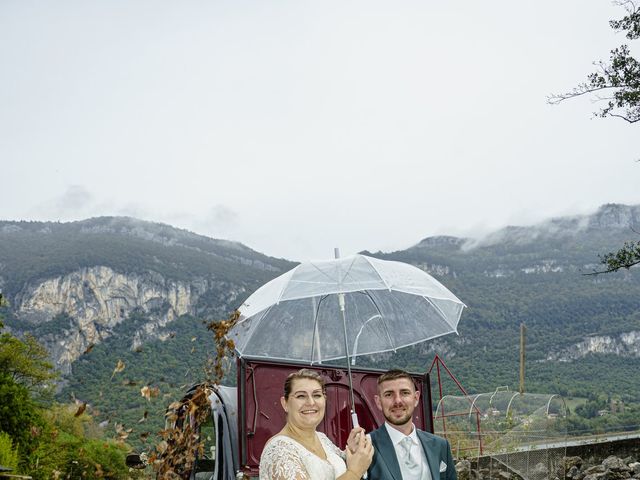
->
[274,265,302,303]
[361,255,392,290]
[308,262,340,283]
[424,296,453,327]
[363,290,396,351]
[339,255,359,285]
[310,295,328,364]
[320,330,457,363]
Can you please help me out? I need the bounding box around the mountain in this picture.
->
[0,217,296,443]
[1,205,640,442]
[0,216,293,373]
[361,203,640,400]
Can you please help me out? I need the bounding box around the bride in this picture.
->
[259,369,373,480]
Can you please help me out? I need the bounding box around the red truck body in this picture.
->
[236,357,433,478]
[150,357,435,479]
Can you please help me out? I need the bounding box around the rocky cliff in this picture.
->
[9,265,243,374]
[0,216,292,375]
[547,330,640,362]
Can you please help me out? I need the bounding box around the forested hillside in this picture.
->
[1,205,640,446]
[0,216,291,297]
[361,204,640,430]
[0,216,294,447]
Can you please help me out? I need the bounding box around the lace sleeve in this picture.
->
[317,432,346,460]
[259,437,310,480]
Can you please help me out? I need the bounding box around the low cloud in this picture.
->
[56,185,93,210]
[29,185,96,220]
[184,204,241,240]
[205,205,238,227]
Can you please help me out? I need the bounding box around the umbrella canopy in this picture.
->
[228,254,465,364]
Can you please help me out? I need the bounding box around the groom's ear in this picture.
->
[413,390,420,407]
[374,394,382,411]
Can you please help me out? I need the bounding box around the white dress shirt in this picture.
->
[384,423,432,480]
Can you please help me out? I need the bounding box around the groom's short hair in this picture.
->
[377,369,416,390]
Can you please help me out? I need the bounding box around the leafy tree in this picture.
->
[549,2,640,271]
[0,373,45,455]
[548,0,640,123]
[0,333,57,394]
[575,399,606,419]
[0,320,138,477]
[0,296,52,459]
[26,404,140,480]
[0,432,19,471]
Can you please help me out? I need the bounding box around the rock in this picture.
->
[629,463,640,475]
[587,466,607,474]
[602,471,631,480]
[567,465,581,479]
[584,473,607,480]
[456,459,471,480]
[565,457,585,471]
[603,456,632,472]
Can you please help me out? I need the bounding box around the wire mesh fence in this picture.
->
[435,390,568,480]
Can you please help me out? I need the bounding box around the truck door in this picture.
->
[191,385,239,480]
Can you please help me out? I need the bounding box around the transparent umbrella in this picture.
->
[227,253,465,424]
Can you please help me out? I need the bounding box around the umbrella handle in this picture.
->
[351,411,360,428]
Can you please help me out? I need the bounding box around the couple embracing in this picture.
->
[259,368,457,480]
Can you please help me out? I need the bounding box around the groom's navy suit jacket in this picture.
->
[367,425,457,480]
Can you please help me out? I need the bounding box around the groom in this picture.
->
[367,369,457,480]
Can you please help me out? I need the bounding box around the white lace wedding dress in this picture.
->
[259,432,347,480]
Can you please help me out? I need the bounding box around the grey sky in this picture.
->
[1,0,638,261]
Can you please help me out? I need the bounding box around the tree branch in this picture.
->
[583,240,640,275]
[547,84,633,104]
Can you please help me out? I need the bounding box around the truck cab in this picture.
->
[183,357,433,480]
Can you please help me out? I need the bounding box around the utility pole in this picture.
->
[519,323,526,394]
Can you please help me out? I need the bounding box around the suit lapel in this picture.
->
[374,426,403,480]
[417,430,439,480]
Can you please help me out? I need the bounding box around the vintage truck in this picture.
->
[138,357,435,480]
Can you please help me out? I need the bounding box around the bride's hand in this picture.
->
[346,427,365,453]
[345,431,373,477]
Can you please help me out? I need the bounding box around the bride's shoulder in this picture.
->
[260,435,310,479]
[264,435,299,450]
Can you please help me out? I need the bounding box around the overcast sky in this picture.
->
[1,0,638,261]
